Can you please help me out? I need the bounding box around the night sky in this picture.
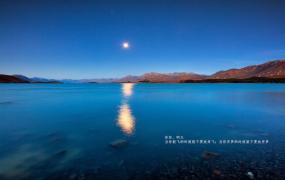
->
[0,0,285,79]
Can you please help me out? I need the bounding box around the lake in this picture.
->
[0,83,285,179]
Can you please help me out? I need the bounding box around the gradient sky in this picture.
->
[0,0,285,79]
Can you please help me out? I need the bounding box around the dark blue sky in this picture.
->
[1,0,285,79]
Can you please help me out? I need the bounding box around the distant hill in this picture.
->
[0,74,61,83]
[119,72,207,83]
[210,60,285,79]
[119,75,141,82]
[0,74,30,83]
[140,72,206,82]
[13,75,31,82]
[29,77,61,83]
[79,78,119,83]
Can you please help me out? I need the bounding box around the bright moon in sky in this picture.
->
[122,42,130,49]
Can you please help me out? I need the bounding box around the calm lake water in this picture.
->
[0,83,285,179]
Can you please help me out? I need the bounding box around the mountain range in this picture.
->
[1,60,285,83]
[211,60,285,79]
[0,75,61,83]
[118,60,285,83]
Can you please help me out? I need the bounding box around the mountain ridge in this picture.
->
[211,60,285,79]
[0,74,61,83]
[1,60,285,83]
[118,60,285,83]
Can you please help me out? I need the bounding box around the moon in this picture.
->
[122,42,130,49]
